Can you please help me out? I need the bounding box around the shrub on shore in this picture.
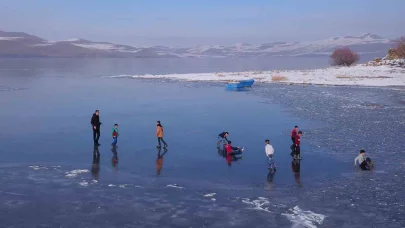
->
[330,47,359,66]
[271,75,288,81]
[394,37,405,58]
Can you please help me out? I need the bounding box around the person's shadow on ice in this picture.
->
[111,146,118,169]
[292,159,302,187]
[156,147,168,176]
[92,145,100,181]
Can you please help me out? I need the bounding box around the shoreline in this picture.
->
[112,63,405,87]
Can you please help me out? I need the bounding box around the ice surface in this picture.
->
[2,75,405,227]
[28,165,48,170]
[64,169,89,178]
[166,184,185,189]
[282,206,326,228]
[242,197,274,213]
[204,193,217,197]
[78,180,88,187]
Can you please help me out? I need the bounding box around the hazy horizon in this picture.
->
[0,0,404,47]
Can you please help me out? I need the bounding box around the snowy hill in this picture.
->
[182,33,392,57]
[0,31,394,58]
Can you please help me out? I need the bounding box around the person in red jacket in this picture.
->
[225,141,244,156]
[290,126,299,151]
[294,131,303,159]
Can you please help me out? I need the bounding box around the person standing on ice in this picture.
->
[91,110,101,146]
[111,123,119,146]
[290,126,299,152]
[156,120,168,148]
[265,139,276,171]
[294,131,303,160]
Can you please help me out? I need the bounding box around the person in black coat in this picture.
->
[90,110,101,145]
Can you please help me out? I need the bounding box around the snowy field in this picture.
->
[121,63,405,87]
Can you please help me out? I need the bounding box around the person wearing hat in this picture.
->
[156,120,168,148]
[217,131,229,145]
[354,149,373,170]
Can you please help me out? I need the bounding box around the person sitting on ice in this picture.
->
[224,141,244,156]
[354,149,374,170]
[217,131,230,145]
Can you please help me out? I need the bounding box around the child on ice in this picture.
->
[354,149,374,170]
[111,123,119,146]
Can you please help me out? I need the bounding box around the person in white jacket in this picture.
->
[265,139,276,170]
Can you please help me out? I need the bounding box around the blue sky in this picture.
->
[0,0,404,46]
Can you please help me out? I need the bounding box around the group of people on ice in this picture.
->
[91,110,168,149]
[91,109,374,172]
[217,125,374,171]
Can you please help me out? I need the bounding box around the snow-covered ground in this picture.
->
[127,62,405,87]
[0,37,22,40]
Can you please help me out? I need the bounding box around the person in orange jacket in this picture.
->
[156,120,168,148]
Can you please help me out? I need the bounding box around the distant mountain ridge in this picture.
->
[0,31,394,58]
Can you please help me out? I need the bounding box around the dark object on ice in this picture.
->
[360,157,374,170]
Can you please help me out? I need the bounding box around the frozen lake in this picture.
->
[0,58,404,227]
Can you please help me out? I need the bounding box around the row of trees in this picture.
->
[331,36,405,66]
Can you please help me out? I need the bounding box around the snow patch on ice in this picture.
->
[78,180,88,187]
[204,193,217,197]
[28,165,48,170]
[282,206,326,228]
[241,197,274,213]
[121,65,405,87]
[204,193,217,201]
[119,184,131,188]
[108,183,142,188]
[166,184,185,189]
[64,169,89,178]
